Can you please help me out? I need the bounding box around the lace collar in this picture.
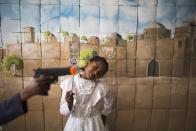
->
[76,73,96,95]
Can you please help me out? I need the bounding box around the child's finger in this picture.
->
[66,97,73,103]
[66,99,71,102]
[70,91,75,95]
[66,91,71,95]
[65,95,73,100]
[66,93,72,98]
[65,96,72,100]
[66,91,75,96]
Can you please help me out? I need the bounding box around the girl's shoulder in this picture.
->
[95,80,109,94]
[96,79,109,86]
[96,80,106,87]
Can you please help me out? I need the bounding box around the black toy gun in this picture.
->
[33,66,77,95]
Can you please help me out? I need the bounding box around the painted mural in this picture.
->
[0,0,195,47]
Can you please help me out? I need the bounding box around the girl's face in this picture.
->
[83,61,105,80]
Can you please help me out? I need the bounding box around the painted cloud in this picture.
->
[0,0,195,47]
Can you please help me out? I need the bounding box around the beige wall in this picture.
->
[0,34,196,131]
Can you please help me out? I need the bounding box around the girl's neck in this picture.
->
[80,72,89,80]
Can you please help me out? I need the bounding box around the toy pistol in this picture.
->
[33,66,77,95]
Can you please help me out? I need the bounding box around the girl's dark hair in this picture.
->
[89,55,109,75]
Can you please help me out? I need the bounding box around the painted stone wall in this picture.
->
[1,28,196,130]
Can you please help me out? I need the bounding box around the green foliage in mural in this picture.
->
[80,35,87,41]
[78,49,97,68]
[2,55,23,71]
[126,33,133,42]
[44,31,52,37]
[62,31,69,36]
[17,35,19,44]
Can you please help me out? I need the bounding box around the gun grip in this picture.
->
[42,91,49,96]
[40,76,58,96]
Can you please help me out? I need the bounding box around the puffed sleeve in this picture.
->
[101,83,113,116]
[59,77,72,115]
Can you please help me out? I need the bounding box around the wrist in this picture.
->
[20,88,32,102]
[101,114,107,125]
[68,103,73,111]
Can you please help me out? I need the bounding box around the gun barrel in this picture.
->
[34,67,76,78]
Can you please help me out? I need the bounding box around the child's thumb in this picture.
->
[71,92,75,95]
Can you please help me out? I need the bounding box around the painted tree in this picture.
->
[126,33,133,42]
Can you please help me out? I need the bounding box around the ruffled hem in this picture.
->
[63,114,109,131]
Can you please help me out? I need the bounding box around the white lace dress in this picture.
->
[60,74,113,131]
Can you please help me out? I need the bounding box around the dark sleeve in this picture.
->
[0,93,28,125]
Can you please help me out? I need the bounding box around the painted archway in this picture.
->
[148,59,159,77]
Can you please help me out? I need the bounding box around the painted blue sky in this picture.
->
[60,5,79,34]
[80,6,100,35]
[100,6,119,34]
[0,0,195,47]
